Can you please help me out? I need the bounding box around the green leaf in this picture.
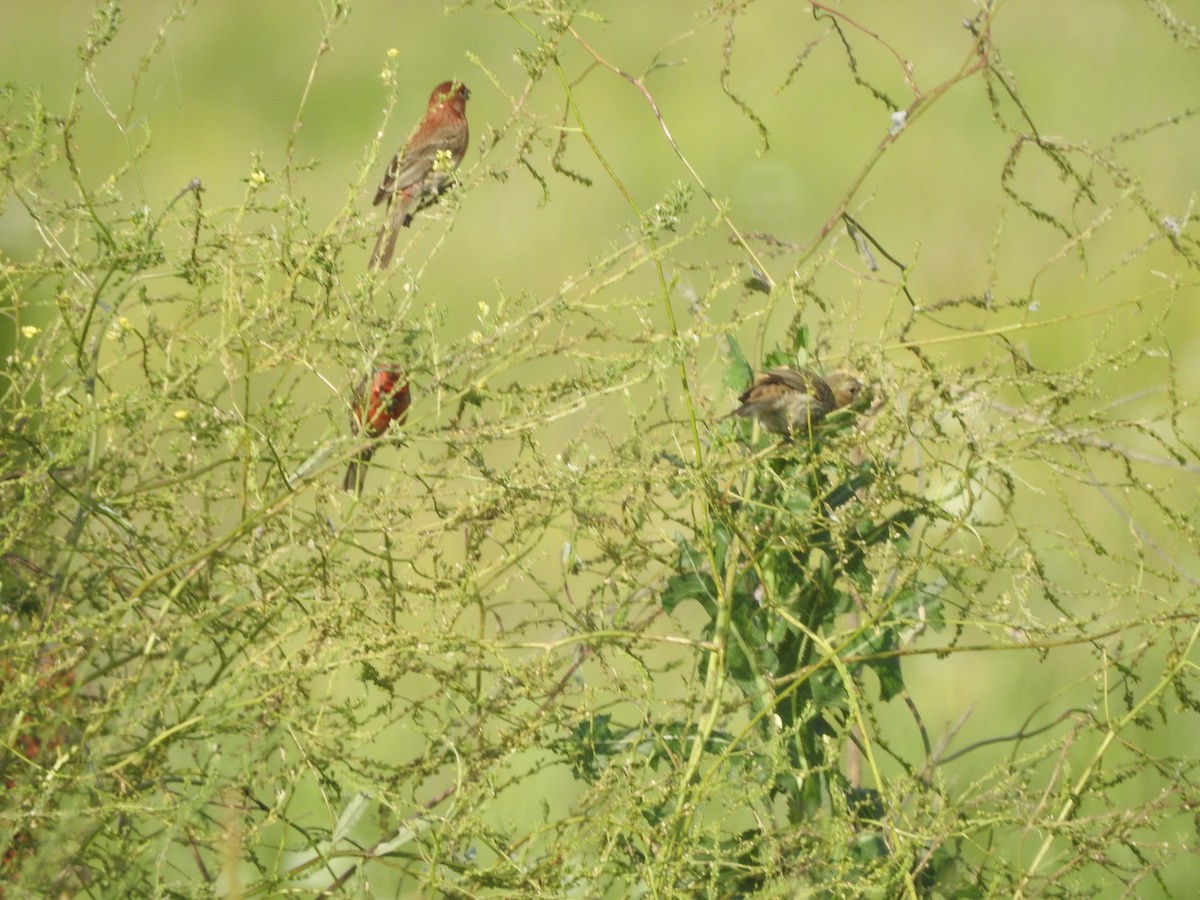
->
[790,324,811,360]
[860,627,905,701]
[724,335,753,390]
[661,569,717,616]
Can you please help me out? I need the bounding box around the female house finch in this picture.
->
[343,365,411,494]
[369,80,471,269]
[732,367,862,437]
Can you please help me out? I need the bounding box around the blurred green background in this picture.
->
[5,1,1197,399]
[3,0,1198,894]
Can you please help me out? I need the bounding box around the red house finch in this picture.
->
[343,365,411,494]
[732,367,862,437]
[369,80,471,269]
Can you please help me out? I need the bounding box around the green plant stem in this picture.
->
[1015,618,1200,896]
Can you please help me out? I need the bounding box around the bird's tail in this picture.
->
[342,448,375,495]
[369,199,413,270]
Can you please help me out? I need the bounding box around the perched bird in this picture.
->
[823,370,864,414]
[343,365,411,494]
[369,80,471,269]
[732,366,862,437]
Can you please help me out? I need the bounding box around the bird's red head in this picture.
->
[429,80,470,112]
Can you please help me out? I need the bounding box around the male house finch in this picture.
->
[732,367,862,437]
[369,80,471,269]
[343,365,411,494]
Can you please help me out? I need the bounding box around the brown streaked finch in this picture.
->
[369,80,471,270]
[732,367,862,437]
[343,364,411,494]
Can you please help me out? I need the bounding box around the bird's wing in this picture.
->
[763,367,834,407]
[373,128,467,206]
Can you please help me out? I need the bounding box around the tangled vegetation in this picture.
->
[2,2,1197,896]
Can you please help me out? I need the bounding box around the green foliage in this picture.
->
[2,1,1199,897]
